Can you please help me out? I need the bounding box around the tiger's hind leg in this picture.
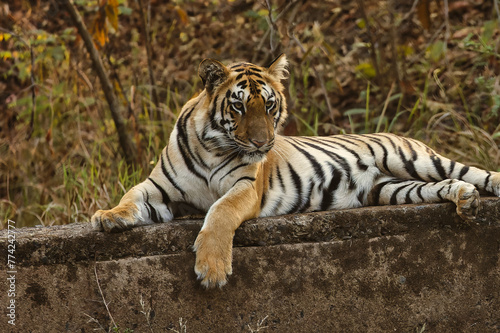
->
[365,134,500,197]
[368,177,480,220]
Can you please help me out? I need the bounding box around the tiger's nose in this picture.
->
[249,139,267,148]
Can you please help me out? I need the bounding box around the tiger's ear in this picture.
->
[198,59,229,95]
[266,54,289,81]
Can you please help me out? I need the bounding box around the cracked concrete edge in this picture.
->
[1,198,499,267]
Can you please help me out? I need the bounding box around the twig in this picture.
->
[264,0,279,53]
[253,0,299,62]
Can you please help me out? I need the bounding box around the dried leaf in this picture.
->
[92,8,108,48]
[175,5,189,25]
[106,0,119,30]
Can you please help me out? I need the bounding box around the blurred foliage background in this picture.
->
[1,0,500,228]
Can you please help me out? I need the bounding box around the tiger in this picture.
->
[92,54,500,288]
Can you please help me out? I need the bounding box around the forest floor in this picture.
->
[1,0,500,227]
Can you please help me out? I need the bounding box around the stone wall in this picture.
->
[1,198,500,332]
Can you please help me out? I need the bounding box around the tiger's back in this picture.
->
[92,55,500,288]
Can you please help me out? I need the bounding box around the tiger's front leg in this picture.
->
[193,179,260,288]
[91,177,174,232]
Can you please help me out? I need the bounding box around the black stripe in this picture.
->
[160,152,185,197]
[147,177,171,204]
[268,169,274,190]
[304,136,366,168]
[142,191,161,223]
[209,95,219,123]
[405,183,419,203]
[343,134,377,157]
[209,153,238,182]
[484,172,491,190]
[370,179,408,205]
[331,137,370,170]
[366,136,392,176]
[195,130,212,152]
[233,176,256,187]
[320,166,342,211]
[247,70,263,78]
[276,167,285,190]
[383,134,398,152]
[416,184,425,201]
[369,180,394,205]
[288,140,326,182]
[430,155,447,180]
[403,138,419,161]
[458,166,470,179]
[220,163,249,182]
[397,146,424,181]
[286,162,303,214]
[145,201,160,223]
[166,149,177,176]
[293,139,357,190]
[437,185,444,201]
[389,183,412,205]
[301,183,314,212]
[176,106,209,171]
[260,192,267,210]
[177,139,208,185]
[449,160,456,176]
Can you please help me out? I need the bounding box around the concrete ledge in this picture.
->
[1,198,500,332]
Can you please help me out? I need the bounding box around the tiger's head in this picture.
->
[198,54,288,163]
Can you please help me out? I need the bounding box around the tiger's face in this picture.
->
[199,55,289,163]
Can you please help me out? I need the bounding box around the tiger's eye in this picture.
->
[233,102,244,110]
[266,100,274,108]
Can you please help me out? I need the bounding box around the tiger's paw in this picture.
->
[455,184,480,221]
[91,202,140,233]
[193,230,233,288]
